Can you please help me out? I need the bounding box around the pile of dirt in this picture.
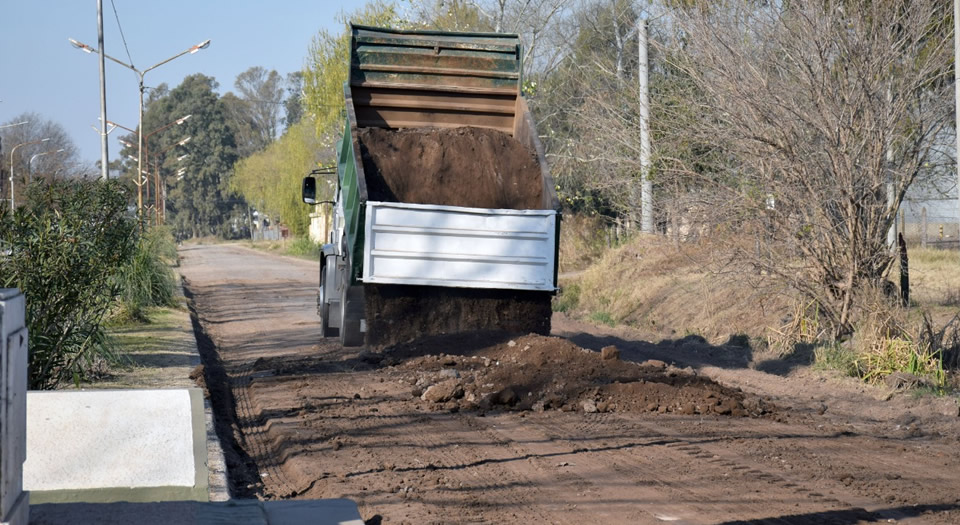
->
[382,332,773,417]
[358,126,545,210]
[364,284,552,347]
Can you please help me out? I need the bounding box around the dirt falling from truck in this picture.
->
[358,126,554,347]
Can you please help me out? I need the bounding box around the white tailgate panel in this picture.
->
[363,201,557,291]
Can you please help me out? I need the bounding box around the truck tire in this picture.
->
[319,258,339,338]
[339,284,365,347]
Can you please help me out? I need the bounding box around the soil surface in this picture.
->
[358,126,545,210]
[180,244,960,525]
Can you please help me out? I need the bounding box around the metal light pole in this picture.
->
[0,121,28,199]
[96,0,109,180]
[28,149,65,184]
[106,115,191,215]
[68,37,210,215]
[955,0,959,251]
[9,138,50,208]
[150,136,191,225]
[638,18,653,234]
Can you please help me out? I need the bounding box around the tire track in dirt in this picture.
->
[475,412,885,524]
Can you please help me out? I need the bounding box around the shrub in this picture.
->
[553,282,581,313]
[285,237,321,258]
[0,180,138,389]
[114,226,178,321]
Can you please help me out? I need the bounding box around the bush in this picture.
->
[285,237,321,258]
[114,226,178,321]
[552,282,581,313]
[0,180,138,389]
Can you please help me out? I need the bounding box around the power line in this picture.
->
[109,0,135,69]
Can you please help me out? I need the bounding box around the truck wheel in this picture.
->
[319,259,339,338]
[339,284,365,347]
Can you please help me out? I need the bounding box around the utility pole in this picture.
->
[955,0,959,251]
[97,0,109,180]
[638,18,653,234]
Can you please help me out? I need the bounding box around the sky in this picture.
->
[0,0,368,166]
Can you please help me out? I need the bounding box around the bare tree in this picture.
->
[1,113,81,200]
[658,0,954,336]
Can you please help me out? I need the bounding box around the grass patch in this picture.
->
[589,311,616,327]
[245,237,321,260]
[813,343,859,376]
[285,237,321,258]
[87,306,198,389]
[553,282,581,313]
[891,247,960,307]
[559,214,614,273]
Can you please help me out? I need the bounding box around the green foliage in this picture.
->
[552,282,581,313]
[589,310,616,327]
[303,1,401,137]
[231,119,327,236]
[114,226,179,322]
[285,237,321,259]
[812,343,859,376]
[119,74,241,239]
[855,337,946,390]
[0,180,138,389]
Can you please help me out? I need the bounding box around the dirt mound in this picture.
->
[385,333,773,417]
[358,126,545,210]
[365,284,552,347]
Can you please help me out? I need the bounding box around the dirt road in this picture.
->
[180,244,960,524]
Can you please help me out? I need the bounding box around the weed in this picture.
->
[285,237,321,258]
[589,311,616,327]
[768,301,826,357]
[812,343,858,376]
[553,283,581,313]
[115,226,178,322]
[855,337,946,389]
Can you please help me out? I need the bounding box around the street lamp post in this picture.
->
[0,121,28,199]
[150,136,191,225]
[68,37,210,215]
[9,138,50,208]
[28,149,65,184]
[108,114,190,218]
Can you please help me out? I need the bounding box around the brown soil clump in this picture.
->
[358,126,545,210]
[365,284,552,347]
[385,333,773,417]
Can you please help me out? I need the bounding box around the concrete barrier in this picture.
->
[1,289,29,525]
[23,388,208,504]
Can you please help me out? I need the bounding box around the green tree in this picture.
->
[284,71,305,130]
[119,74,241,238]
[231,118,329,236]
[302,1,401,139]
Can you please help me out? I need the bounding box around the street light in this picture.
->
[9,138,50,208]
[28,149,65,184]
[69,36,210,215]
[107,115,191,208]
[150,136,192,225]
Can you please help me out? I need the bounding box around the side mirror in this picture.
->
[302,176,317,204]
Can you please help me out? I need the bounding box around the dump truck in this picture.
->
[302,24,561,347]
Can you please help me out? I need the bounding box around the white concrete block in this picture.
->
[23,388,207,503]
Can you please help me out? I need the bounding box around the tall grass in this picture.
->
[285,237,321,258]
[114,226,178,322]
